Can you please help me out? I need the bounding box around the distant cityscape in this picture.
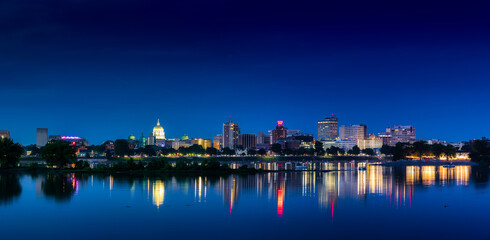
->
[1,115,485,161]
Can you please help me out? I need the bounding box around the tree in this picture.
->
[469,140,490,162]
[412,141,429,160]
[222,147,235,155]
[0,138,23,168]
[380,145,392,156]
[443,144,457,161]
[392,142,411,161]
[257,148,267,156]
[351,145,361,155]
[42,140,76,167]
[205,147,218,156]
[361,148,376,156]
[271,144,282,155]
[314,141,325,156]
[248,149,257,155]
[31,146,42,156]
[431,143,445,159]
[114,139,131,157]
[326,146,339,155]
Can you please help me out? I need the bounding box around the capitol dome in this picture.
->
[153,119,166,140]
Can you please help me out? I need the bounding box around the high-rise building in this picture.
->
[239,134,256,149]
[223,120,240,149]
[383,125,416,146]
[317,116,339,140]
[256,132,271,150]
[270,120,287,144]
[36,128,48,147]
[147,132,154,146]
[339,125,367,142]
[213,135,223,150]
[0,130,10,139]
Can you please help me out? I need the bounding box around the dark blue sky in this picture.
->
[1,0,489,145]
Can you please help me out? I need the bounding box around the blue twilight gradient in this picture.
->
[1,0,489,144]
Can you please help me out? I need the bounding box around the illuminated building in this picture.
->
[36,128,48,147]
[128,134,136,141]
[238,134,256,149]
[0,130,10,139]
[256,132,271,150]
[340,124,367,142]
[191,138,212,149]
[213,135,223,150]
[152,119,166,141]
[223,120,240,149]
[140,132,147,147]
[48,135,89,152]
[317,115,339,140]
[381,125,416,146]
[270,120,287,144]
[147,132,154,146]
[357,134,383,150]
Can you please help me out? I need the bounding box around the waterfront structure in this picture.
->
[36,128,48,147]
[213,135,223,150]
[223,120,240,149]
[381,125,416,146]
[270,121,287,144]
[339,124,367,142]
[0,130,10,139]
[239,134,256,149]
[357,134,383,150]
[317,116,339,140]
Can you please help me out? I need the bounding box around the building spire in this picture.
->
[157,118,160,126]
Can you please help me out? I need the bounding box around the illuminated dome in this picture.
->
[129,134,136,140]
[153,119,166,140]
[181,135,189,141]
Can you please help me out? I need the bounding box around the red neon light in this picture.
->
[277,120,284,126]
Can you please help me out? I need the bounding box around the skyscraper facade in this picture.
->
[238,134,256,149]
[36,128,48,147]
[223,120,240,149]
[384,125,416,146]
[213,135,223,150]
[339,124,367,142]
[270,121,287,144]
[317,116,339,140]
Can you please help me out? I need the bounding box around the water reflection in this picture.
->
[0,165,485,213]
[41,173,77,202]
[0,174,22,205]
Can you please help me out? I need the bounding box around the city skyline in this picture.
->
[1,0,489,144]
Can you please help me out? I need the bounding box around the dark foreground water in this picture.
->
[1,165,489,240]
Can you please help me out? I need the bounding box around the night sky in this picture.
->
[1,0,489,145]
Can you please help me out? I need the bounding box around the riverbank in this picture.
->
[376,160,477,166]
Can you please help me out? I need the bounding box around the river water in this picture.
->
[0,165,489,240]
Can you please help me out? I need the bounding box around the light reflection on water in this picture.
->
[0,165,488,240]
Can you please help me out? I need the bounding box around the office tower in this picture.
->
[384,125,416,146]
[36,128,48,147]
[213,135,223,150]
[223,120,240,149]
[238,134,256,149]
[339,124,367,142]
[270,120,287,144]
[317,116,339,140]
